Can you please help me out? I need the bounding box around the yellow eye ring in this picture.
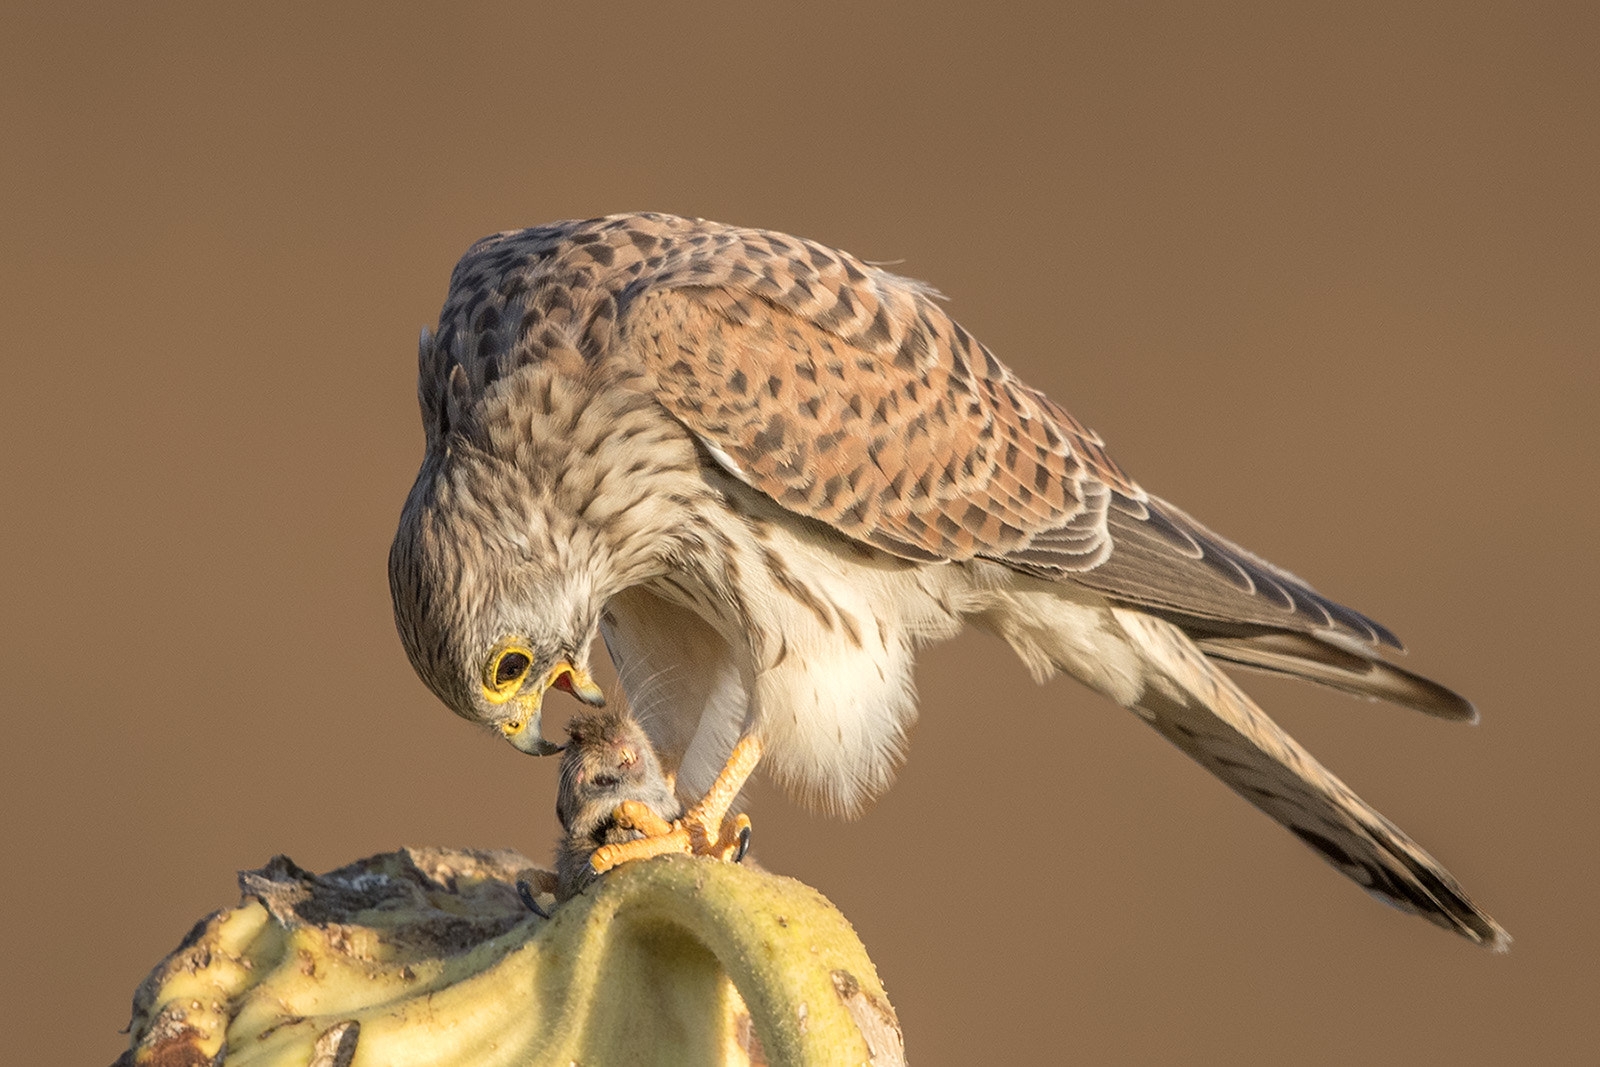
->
[484,647,533,702]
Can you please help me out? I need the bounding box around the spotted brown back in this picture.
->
[425,213,1397,648]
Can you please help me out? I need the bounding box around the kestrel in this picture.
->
[390,213,1505,949]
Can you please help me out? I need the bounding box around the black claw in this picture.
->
[516,879,551,918]
[734,824,752,864]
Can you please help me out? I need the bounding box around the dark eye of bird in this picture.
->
[495,651,531,686]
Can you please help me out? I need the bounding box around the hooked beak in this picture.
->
[499,661,605,756]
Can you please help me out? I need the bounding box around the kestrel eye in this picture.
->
[494,650,532,687]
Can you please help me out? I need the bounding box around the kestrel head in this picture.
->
[389,446,607,757]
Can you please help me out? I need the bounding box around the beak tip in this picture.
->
[504,719,562,756]
[511,734,563,757]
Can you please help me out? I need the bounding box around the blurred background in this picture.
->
[4,2,1596,1063]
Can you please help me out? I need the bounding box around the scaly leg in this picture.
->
[590,735,763,874]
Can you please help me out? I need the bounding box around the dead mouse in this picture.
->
[552,710,685,902]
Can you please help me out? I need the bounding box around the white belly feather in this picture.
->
[599,473,1140,817]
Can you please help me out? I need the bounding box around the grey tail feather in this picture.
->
[1196,631,1478,723]
[1119,612,1507,950]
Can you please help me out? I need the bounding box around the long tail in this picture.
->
[1114,609,1508,950]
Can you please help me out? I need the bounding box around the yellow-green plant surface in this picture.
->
[117,847,903,1067]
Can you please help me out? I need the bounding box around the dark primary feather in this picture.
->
[1064,491,1403,649]
[1195,631,1477,722]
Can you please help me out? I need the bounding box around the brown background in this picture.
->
[4,2,1596,1063]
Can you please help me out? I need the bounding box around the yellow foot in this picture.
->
[591,735,762,876]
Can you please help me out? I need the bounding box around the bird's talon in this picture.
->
[585,739,763,876]
[516,879,550,918]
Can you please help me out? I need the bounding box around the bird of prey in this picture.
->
[390,212,1505,949]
